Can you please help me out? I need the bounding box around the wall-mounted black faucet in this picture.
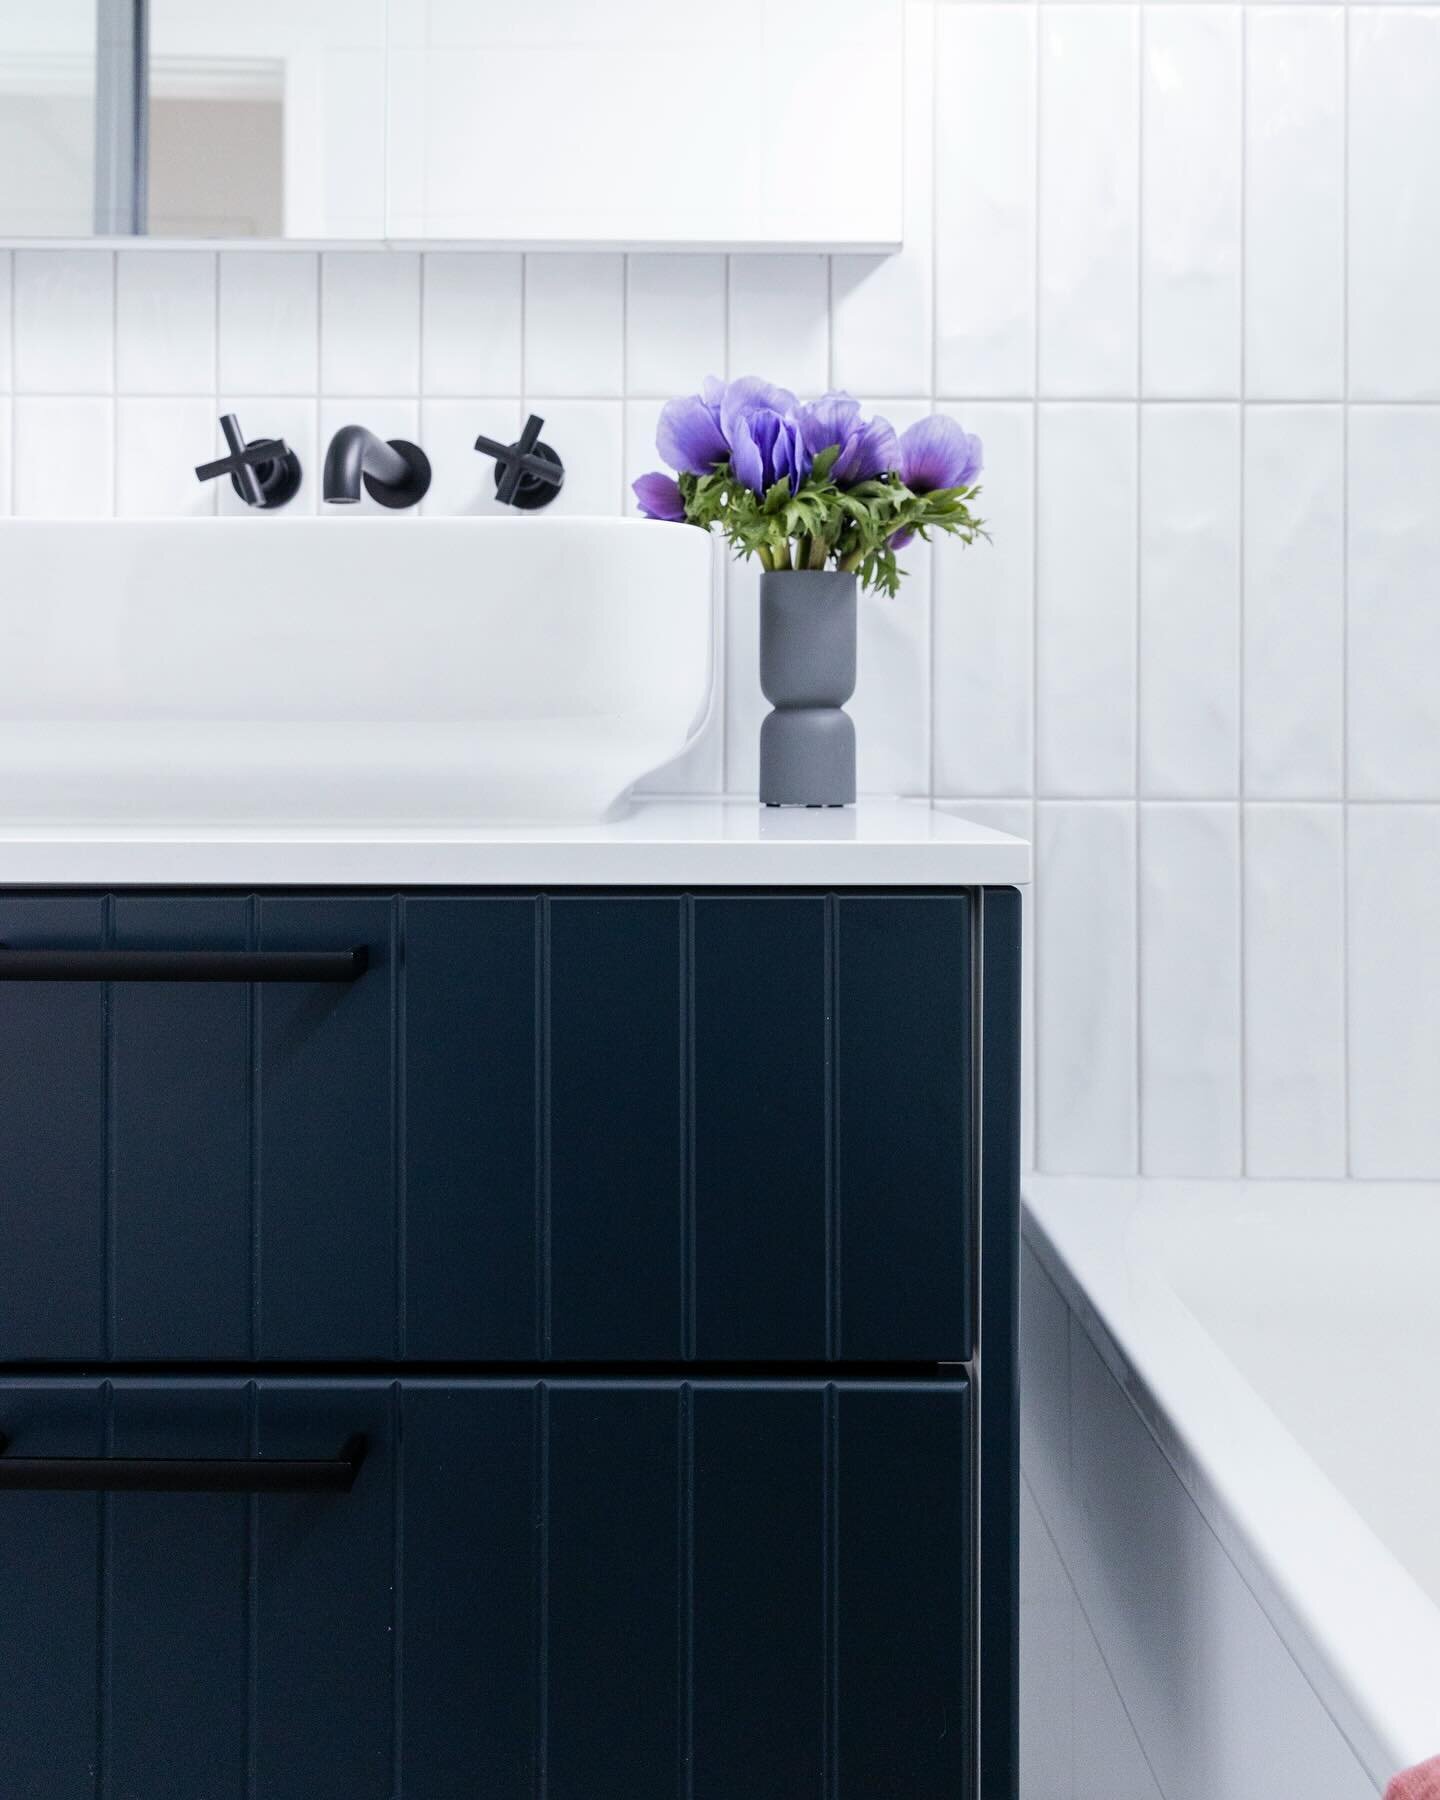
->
[474,414,564,510]
[322,426,431,509]
[195,414,302,509]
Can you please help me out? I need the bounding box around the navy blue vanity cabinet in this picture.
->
[0,885,1022,1800]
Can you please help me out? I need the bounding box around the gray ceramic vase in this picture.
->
[758,569,857,807]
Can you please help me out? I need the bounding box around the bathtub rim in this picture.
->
[1023,1173,1440,1789]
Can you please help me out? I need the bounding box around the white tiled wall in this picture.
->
[2,0,1437,1178]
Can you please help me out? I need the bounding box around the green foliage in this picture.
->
[677,463,986,598]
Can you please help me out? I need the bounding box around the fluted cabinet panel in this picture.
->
[0,890,977,1365]
[0,1374,971,1800]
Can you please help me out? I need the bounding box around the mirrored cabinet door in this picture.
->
[0,0,903,248]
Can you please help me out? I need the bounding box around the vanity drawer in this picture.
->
[0,1372,971,1800]
[0,890,973,1363]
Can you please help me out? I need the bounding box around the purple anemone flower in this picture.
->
[719,375,798,449]
[656,390,728,476]
[797,391,899,486]
[899,416,983,494]
[632,471,686,521]
[730,407,806,497]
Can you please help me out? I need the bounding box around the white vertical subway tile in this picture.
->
[854,549,932,796]
[421,253,523,396]
[116,399,218,518]
[13,251,114,394]
[521,399,623,517]
[1141,8,1242,398]
[623,398,665,517]
[955,799,1037,1172]
[116,252,216,396]
[1139,802,1243,1176]
[933,402,1035,796]
[523,254,625,397]
[1038,6,1140,399]
[317,397,419,518]
[624,256,727,398]
[0,254,11,392]
[320,252,420,396]
[1349,10,1440,400]
[726,255,829,395]
[13,397,113,517]
[850,395,933,795]
[1036,403,1137,795]
[1244,8,1344,401]
[1244,804,1346,1176]
[1036,801,1139,1175]
[1243,405,1344,797]
[935,4,1037,398]
[215,396,318,516]
[1139,404,1241,796]
[1349,807,1440,1177]
[218,253,319,396]
[419,397,523,516]
[1347,406,1440,797]
[832,0,934,397]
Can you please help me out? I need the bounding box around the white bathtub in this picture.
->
[1021,1176,1440,1798]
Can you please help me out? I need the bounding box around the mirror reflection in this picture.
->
[0,2,900,248]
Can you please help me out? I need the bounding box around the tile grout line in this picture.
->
[5,249,12,514]
[1238,5,1250,1178]
[1134,0,1146,1177]
[1340,0,1354,1177]
[927,0,940,804]
[109,250,118,515]
[1030,0,1044,1160]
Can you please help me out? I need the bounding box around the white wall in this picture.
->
[0,0,1436,1178]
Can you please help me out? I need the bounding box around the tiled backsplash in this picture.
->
[2,1,1437,1180]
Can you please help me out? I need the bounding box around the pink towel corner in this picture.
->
[1387,1758,1440,1800]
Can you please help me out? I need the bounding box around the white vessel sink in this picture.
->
[0,517,713,826]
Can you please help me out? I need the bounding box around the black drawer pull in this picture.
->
[0,948,367,983]
[0,1433,367,1494]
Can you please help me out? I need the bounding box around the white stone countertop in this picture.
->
[0,798,1030,888]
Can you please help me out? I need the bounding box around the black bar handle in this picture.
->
[0,947,368,983]
[0,1433,366,1494]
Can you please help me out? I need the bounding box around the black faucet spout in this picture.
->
[322,426,431,509]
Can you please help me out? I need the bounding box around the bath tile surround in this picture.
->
[1,0,1438,1181]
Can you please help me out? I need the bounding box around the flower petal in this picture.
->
[797,390,863,456]
[834,415,900,486]
[899,415,982,493]
[729,414,766,495]
[656,394,730,476]
[719,375,798,447]
[632,470,686,522]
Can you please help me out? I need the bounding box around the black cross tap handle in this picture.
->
[195,413,303,510]
[473,413,565,510]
